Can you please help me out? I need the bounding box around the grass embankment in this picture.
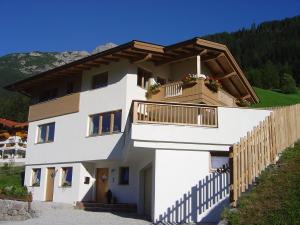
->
[223,142,300,225]
[0,165,27,198]
[252,87,300,108]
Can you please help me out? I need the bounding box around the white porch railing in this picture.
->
[165,82,183,97]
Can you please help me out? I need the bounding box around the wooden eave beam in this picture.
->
[92,59,110,65]
[203,53,225,63]
[102,56,120,62]
[218,72,237,80]
[122,49,146,57]
[75,64,91,70]
[241,94,251,100]
[171,49,190,55]
[228,77,242,96]
[131,53,152,64]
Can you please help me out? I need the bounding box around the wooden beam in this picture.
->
[131,53,152,64]
[102,56,120,62]
[92,59,110,65]
[218,72,237,80]
[155,51,197,66]
[229,77,242,96]
[172,49,190,55]
[203,53,225,63]
[199,49,208,56]
[75,64,91,70]
[241,94,251,100]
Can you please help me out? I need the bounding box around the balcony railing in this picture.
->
[165,82,183,97]
[28,92,80,122]
[148,79,237,107]
[133,100,218,127]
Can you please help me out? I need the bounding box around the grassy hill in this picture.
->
[252,87,300,108]
[223,141,300,225]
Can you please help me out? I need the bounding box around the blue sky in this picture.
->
[1,0,299,56]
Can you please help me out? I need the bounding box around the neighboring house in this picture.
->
[5,38,271,223]
[0,118,28,165]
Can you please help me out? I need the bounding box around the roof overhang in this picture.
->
[5,38,259,103]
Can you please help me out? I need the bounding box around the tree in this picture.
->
[261,61,280,89]
[281,73,297,94]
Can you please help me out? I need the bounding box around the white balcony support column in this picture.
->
[197,54,206,79]
[197,54,201,77]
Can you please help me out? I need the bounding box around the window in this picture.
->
[38,123,55,143]
[210,152,229,170]
[137,68,152,89]
[119,167,129,185]
[61,167,73,187]
[92,72,108,89]
[66,82,74,94]
[89,110,122,136]
[38,88,58,103]
[31,168,41,186]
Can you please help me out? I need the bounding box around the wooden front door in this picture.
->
[96,168,109,203]
[144,166,152,218]
[45,167,55,201]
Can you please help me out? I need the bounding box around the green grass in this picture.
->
[222,142,300,225]
[0,165,24,188]
[252,87,300,108]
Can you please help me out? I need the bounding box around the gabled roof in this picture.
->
[0,118,28,128]
[5,37,259,103]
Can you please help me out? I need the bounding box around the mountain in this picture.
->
[0,43,120,94]
[1,15,300,122]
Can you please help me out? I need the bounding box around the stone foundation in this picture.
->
[0,199,35,221]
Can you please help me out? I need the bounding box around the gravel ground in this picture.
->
[0,201,151,225]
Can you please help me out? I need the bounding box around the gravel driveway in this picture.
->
[0,201,151,225]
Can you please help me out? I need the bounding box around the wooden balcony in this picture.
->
[133,100,218,127]
[147,79,237,107]
[28,92,80,122]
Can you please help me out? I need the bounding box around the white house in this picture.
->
[6,38,271,223]
[0,119,28,165]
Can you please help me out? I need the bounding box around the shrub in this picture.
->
[281,73,297,94]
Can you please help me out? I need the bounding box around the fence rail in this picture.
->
[132,100,218,127]
[229,104,300,206]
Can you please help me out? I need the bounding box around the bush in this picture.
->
[0,185,28,197]
[281,73,297,94]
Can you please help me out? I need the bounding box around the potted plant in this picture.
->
[236,98,251,107]
[181,74,197,87]
[145,83,161,98]
[32,182,40,187]
[205,77,221,93]
[62,181,71,187]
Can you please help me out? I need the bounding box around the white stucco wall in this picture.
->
[154,150,209,221]
[154,149,229,223]
[132,107,271,150]
[25,163,82,204]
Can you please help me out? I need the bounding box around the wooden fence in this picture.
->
[229,104,300,206]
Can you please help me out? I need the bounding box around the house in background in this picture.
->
[0,118,27,165]
[5,38,271,223]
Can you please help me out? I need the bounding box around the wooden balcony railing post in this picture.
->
[133,101,139,123]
